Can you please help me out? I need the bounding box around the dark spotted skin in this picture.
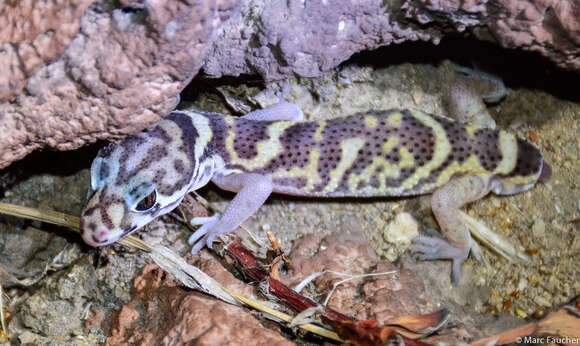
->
[205,109,543,198]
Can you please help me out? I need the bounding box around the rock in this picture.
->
[18,259,99,340]
[0,0,239,169]
[382,212,419,261]
[1,1,579,169]
[106,257,291,345]
[532,219,546,237]
[403,0,580,72]
[0,0,96,102]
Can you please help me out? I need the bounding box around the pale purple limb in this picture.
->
[412,174,493,284]
[241,100,304,121]
[189,172,273,253]
[412,235,471,285]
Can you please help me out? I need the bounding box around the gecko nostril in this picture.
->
[92,230,111,244]
[98,229,108,240]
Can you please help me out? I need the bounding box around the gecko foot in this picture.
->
[188,214,221,254]
[412,236,470,284]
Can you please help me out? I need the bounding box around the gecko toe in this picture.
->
[412,235,470,282]
[413,235,469,285]
[190,238,206,254]
[190,214,221,226]
[413,236,469,260]
[206,233,217,249]
[188,214,220,247]
[188,230,205,246]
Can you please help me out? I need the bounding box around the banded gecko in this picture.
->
[80,71,551,283]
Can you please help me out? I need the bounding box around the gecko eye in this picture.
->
[135,190,156,211]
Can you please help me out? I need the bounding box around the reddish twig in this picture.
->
[225,240,448,345]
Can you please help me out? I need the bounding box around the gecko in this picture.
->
[80,69,551,283]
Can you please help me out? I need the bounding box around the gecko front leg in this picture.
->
[413,173,494,284]
[188,99,303,253]
[189,172,273,253]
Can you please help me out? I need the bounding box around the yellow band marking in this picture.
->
[190,112,214,161]
[431,154,485,188]
[464,124,478,137]
[399,147,414,167]
[347,140,415,195]
[399,109,452,192]
[364,115,378,128]
[495,174,539,193]
[464,123,484,138]
[314,121,326,141]
[385,112,403,127]
[224,115,235,126]
[494,130,517,174]
[270,148,321,192]
[382,137,399,152]
[324,138,366,193]
[225,120,296,169]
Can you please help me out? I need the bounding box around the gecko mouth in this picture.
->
[121,225,139,239]
[88,234,111,246]
[87,225,139,246]
[109,225,140,244]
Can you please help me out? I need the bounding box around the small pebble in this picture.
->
[527,130,540,142]
[534,296,551,307]
[531,219,545,237]
[517,278,528,291]
[382,212,419,261]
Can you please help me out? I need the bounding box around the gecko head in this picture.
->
[80,113,211,246]
[80,181,166,246]
[80,141,185,246]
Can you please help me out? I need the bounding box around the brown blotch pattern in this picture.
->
[471,128,503,171]
[156,112,198,196]
[212,109,542,197]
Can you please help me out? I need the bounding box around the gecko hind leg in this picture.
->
[455,66,506,103]
[445,66,506,129]
[412,173,494,284]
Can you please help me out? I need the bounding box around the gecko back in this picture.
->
[211,109,546,198]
